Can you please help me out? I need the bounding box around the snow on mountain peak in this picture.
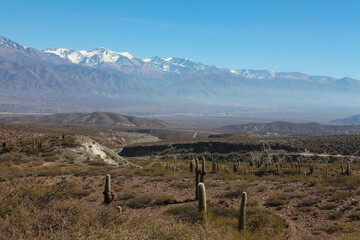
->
[119,52,134,59]
[43,47,138,66]
[42,45,276,76]
[0,35,27,50]
[230,69,276,79]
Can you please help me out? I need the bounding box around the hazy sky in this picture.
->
[1,0,360,79]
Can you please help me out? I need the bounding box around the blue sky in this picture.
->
[1,0,360,79]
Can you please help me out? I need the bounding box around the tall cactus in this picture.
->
[117,206,122,213]
[190,159,194,172]
[238,191,247,231]
[198,183,207,222]
[195,158,201,200]
[224,165,229,173]
[200,156,207,183]
[323,168,327,179]
[103,174,115,204]
[172,158,177,171]
[346,161,351,175]
[341,161,345,174]
[276,164,281,175]
[308,162,314,175]
[211,159,217,173]
[38,138,42,150]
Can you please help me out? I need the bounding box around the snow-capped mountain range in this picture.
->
[1,34,360,116]
[43,47,275,77]
[0,34,289,79]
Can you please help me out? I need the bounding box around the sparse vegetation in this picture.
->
[1,122,360,239]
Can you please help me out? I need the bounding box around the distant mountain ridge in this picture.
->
[43,47,237,74]
[1,34,360,116]
[331,114,360,125]
[0,112,168,128]
[41,41,360,88]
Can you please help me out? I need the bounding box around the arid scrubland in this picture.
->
[1,124,360,240]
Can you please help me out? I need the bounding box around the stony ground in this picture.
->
[3,159,356,240]
[1,124,360,239]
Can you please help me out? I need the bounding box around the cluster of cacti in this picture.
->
[103,174,115,204]
[257,160,261,168]
[233,159,240,173]
[233,164,237,173]
[32,136,42,150]
[165,159,177,171]
[197,181,247,228]
[98,150,360,228]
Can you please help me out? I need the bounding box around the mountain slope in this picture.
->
[0,35,151,101]
[331,114,360,125]
[0,112,168,128]
[0,61,149,99]
[0,36,69,66]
